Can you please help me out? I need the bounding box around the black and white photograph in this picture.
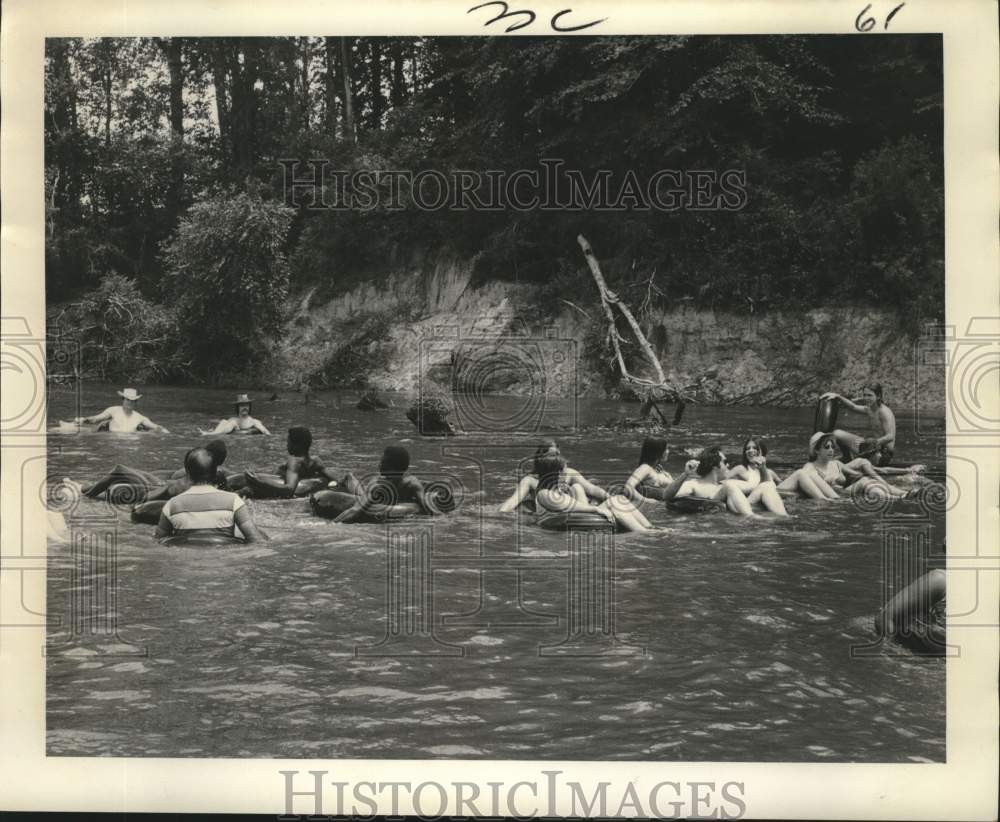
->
[1,0,997,818]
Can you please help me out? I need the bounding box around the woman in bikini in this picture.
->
[778,432,913,501]
[723,436,789,516]
[623,437,674,503]
[534,454,654,533]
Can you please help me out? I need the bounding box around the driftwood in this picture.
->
[577,234,707,423]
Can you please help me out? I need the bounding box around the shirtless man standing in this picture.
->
[72,387,169,433]
[822,383,899,467]
[199,394,271,436]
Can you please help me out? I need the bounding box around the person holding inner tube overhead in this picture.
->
[624,437,674,503]
[243,426,338,498]
[723,436,789,516]
[71,387,169,433]
[534,454,654,533]
[200,394,271,436]
[156,447,266,543]
[778,432,916,501]
[821,384,923,474]
[660,446,758,516]
[499,439,609,513]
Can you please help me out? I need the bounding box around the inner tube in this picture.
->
[160,531,246,546]
[665,496,727,514]
[310,489,421,522]
[131,500,167,524]
[536,510,616,532]
[813,395,839,434]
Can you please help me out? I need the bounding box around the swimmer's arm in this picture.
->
[842,460,878,480]
[499,475,537,512]
[875,569,945,635]
[766,468,781,483]
[78,406,115,425]
[565,468,608,502]
[723,465,760,494]
[333,502,365,523]
[201,419,237,435]
[234,505,266,542]
[623,465,651,500]
[139,414,170,434]
[252,418,272,435]
[155,509,173,539]
[823,392,866,414]
[660,472,693,501]
[406,477,437,515]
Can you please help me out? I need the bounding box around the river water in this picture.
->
[45,384,946,760]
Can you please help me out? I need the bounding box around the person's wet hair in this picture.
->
[380,445,410,475]
[696,445,726,477]
[205,439,228,467]
[287,426,312,457]
[184,447,217,483]
[535,454,567,490]
[533,439,560,475]
[638,437,668,467]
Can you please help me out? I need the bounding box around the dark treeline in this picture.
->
[45,35,943,382]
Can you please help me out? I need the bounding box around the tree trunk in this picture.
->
[299,37,312,130]
[323,37,339,136]
[368,38,384,130]
[339,37,356,144]
[210,40,231,161]
[155,37,186,218]
[390,39,407,107]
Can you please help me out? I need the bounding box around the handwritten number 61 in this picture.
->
[468,1,606,33]
[855,2,905,32]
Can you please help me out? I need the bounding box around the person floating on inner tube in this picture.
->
[199,394,272,436]
[243,426,340,498]
[68,387,170,433]
[875,540,947,655]
[534,454,655,533]
[777,432,917,501]
[155,447,266,543]
[623,437,674,503]
[62,438,231,503]
[333,445,439,524]
[660,445,759,516]
[722,437,789,516]
[499,439,609,513]
[821,384,923,473]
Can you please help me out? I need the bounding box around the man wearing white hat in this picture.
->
[73,387,170,433]
[199,393,272,436]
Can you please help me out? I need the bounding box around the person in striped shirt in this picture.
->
[156,447,266,543]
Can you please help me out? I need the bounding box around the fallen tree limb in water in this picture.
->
[577,234,713,423]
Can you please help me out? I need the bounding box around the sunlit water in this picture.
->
[46,384,945,760]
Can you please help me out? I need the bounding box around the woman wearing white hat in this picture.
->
[777,432,913,500]
[199,394,271,435]
[70,387,169,433]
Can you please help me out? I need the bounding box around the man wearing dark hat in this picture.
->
[199,393,272,435]
[73,387,170,433]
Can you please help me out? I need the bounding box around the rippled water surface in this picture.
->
[46,384,945,760]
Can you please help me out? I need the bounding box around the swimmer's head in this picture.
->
[862,383,883,406]
[741,436,768,466]
[287,426,312,456]
[639,437,668,467]
[205,439,228,467]
[533,440,560,475]
[696,446,728,478]
[809,432,838,460]
[380,445,410,476]
[117,387,142,410]
[234,393,253,416]
[535,454,568,490]
[184,447,217,483]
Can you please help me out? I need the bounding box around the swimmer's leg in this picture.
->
[717,482,755,516]
[605,494,652,528]
[243,472,291,499]
[748,482,789,516]
[851,476,907,501]
[340,471,365,496]
[81,464,161,499]
[832,430,862,460]
[777,469,838,500]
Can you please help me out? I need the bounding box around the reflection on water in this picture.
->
[46,385,945,760]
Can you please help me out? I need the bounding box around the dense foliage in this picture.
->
[45,34,943,381]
